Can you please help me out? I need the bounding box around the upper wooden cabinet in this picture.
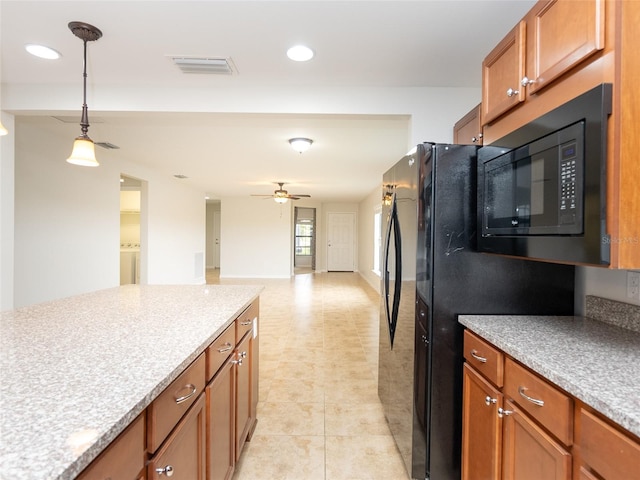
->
[482,21,526,125]
[482,0,605,125]
[480,0,640,269]
[453,104,483,145]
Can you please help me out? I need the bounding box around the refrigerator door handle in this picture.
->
[384,193,402,348]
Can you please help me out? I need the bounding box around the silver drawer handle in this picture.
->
[485,396,497,406]
[518,386,544,407]
[174,383,197,404]
[217,342,233,353]
[240,319,253,326]
[470,349,487,363]
[156,465,174,477]
[506,87,519,97]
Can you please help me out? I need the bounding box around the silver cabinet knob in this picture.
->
[498,407,513,418]
[521,76,535,87]
[506,88,519,97]
[156,465,174,477]
[471,136,478,143]
[485,396,497,406]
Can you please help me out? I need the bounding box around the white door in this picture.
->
[327,212,355,271]
[213,211,221,268]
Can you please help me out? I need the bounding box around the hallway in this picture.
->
[206,270,410,480]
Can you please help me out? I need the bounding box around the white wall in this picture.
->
[0,112,15,310]
[220,197,292,278]
[11,118,206,308]
[575,266,640,314]
[358,187,382,293]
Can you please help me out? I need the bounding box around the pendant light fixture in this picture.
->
[66,21,102,167]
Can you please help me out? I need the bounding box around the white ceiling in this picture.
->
[1,0,535,202]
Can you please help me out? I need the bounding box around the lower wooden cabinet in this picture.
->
[206,357,235,480]
[148,393,206,480]
[235,330,253,460]
[462,330,640,480]
[501,399,571,480]
[461,364,502,480]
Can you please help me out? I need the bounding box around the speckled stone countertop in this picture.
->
[459,314,640,438]
[0,284,263,480]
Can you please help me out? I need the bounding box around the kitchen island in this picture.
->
[0,284,263,480]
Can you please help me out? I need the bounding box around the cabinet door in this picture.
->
[148,394,206,480]
[526,0,605,94]
[453,104,483,145]
[502,400,571,480]
[461,364,502,480]
[482,20,526,124]
[206,358,235,480]
[235,331,252,460]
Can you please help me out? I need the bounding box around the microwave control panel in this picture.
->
[559,142,578,218]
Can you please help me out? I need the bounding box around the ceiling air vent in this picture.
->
[171,57,235,75]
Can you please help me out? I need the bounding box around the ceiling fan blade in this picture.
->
[289,194,311,198]
[250,194,274,197]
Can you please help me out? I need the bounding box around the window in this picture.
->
[373,206,382,275]
[295,222,313,255]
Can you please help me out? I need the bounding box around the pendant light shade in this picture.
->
[67,136,98,166]
[274,196,289,204]
[67,21,102,167]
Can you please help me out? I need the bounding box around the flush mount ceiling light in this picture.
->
[25,44,61,60]
[286,45,314,62]
[289,137,313,153]
[66,21,102,167]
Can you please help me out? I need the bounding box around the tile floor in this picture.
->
[207,269,410,480]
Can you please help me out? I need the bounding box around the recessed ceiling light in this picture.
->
[287,45,314,62]
[25,44,61,60]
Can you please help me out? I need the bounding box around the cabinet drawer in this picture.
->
[148,393,206,480]
[504,358,572,446]
[236,300,258,342]
[76,414,145,480]
[463,330,504,387]
[206,322,236,381]
[147,354,206,453]
[579,408,640,480]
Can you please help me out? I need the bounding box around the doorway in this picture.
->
[327,212,355,272]
[294,207,316,274]
[120,175,144,285]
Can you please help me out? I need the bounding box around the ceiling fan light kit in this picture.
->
[66,21,102,167]
[289,137,313,153]
[251,182,311,204]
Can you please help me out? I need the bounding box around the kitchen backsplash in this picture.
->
[586,295,640,333]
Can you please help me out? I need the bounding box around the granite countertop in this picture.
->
[459,313,640,438]
[0,284,263,480]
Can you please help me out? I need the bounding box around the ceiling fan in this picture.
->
[251,182,311,204]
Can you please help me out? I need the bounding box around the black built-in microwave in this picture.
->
[477,83,612,265]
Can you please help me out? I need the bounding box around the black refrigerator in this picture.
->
[378,143,575,480]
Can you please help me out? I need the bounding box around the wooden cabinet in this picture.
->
[578,407,640,480]
[479,0,640,268]
[463,330,640,480]
[502,399,571,480]
[461,364,502,480]
[147,354,206,454]
[76,414,145,480]
[148,393,207,480]
[482,0,605,125]
[462,331,572,480]
[453,104,483,145]
[206,357,235,480]
[235,329,253,460]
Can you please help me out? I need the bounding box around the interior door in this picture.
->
[327,212,355,271]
